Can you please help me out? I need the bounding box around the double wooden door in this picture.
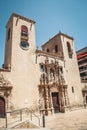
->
[0,97,5,118]
[52,92,60,113]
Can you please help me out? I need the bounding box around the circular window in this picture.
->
[20,41,29,50]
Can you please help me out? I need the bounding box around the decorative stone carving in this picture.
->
[38,57,69,115]
[0,72,13,110]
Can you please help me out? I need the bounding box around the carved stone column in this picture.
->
[63,86,70,110]
[59,86,65,112]
[48,86,54,114]
[44,86,51,115]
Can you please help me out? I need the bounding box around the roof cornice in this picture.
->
[6,12,36,27]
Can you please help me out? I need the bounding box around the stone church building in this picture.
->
[0,13,83,117]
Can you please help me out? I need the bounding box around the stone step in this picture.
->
[6,120,39,129]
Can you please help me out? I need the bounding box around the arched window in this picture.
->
[55,45,58,53]
[67,42,73,58]
[67,42,72,52]
[21,25,28,37]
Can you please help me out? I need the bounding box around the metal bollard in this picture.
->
[20,110,22,121]
[42,114,45,127]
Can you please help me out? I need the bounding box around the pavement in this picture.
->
[0,108,87,130]
[45,108,87,130]
[1,128,50,130]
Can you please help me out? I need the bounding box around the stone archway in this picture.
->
[0,96,5,118]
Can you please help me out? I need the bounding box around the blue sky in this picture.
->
[0,0,87,67]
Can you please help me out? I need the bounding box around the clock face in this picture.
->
[20,41,29,50]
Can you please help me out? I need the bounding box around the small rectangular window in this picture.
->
[72,86,74,93]
[55,45,58,53]
[47,48,50,52]
[67,42,73,58]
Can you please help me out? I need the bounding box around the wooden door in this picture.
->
[0,97,5,118]
[52,92,60,113]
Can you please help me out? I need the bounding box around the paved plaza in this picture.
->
[45,108,87,130]
[0,108,87,130]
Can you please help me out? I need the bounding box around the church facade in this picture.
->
[0,13,83,117]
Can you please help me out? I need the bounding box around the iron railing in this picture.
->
[5,108,40,128]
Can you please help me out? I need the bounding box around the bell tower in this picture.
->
[4,13,36,70]
[3,13,39,109]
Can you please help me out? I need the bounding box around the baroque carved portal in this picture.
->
[38,57,69,115]
[0,73,12,117]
